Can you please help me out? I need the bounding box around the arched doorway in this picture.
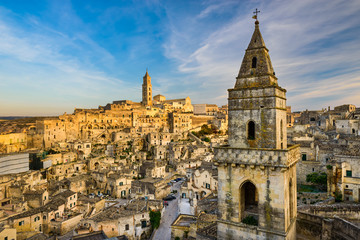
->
[240,181,258,220]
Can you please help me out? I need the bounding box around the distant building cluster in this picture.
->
[0,69,229,239]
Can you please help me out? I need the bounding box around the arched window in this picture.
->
[252,57,257,68]
[247,121,255,140]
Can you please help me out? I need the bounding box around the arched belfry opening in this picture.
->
[240,181,258,219]
[252,57,257,68]
[247,121,255,140]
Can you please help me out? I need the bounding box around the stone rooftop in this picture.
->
[171,214,197,227]
[53,189,76,199]
[89,199,161,222]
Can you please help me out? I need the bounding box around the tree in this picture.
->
[202,137,211,142]
[149,210,161,230]
[306,172,327,185]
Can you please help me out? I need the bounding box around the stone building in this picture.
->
[214,19,299,239]
[0,132,27,153]
[193,104,219,116]
[79,199,162,239]
[131,177,170,199]
[169,112,192,133]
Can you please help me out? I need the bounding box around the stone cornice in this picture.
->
[214,144,300,168]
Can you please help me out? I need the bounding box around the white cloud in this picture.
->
[162,0,360,110]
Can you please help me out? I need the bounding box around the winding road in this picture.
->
[152,181,182,240]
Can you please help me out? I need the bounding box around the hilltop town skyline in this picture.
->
[1,4,360,240]
[0,0,360,116]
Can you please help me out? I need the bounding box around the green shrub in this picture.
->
[334,192,342,202]
[149,210,161,229]
[326,165,333,170]
[241,215,258,226]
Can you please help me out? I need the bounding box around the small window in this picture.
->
[125,224,129,230]
[141,220,147,228]
[119,182,123,186]
[247,121,255,140]
[346,170,352,177]
[302,154,307,161]
[252,57,257,68]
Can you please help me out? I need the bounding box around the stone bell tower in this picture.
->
[215,16,300,240]
[142,69,152,107]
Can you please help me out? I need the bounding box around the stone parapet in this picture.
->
[214,144,299,168]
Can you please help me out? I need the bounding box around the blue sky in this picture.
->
[0,0,359,116]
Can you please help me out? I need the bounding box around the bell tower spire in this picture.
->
[215,14,300,240]
[229,19,285,149]
[235,20,276,89]
[142,69,152,107]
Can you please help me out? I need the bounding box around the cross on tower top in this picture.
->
[253,8,260,20]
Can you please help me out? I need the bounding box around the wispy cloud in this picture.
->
[0,5,140,115]
[161,0,360,110]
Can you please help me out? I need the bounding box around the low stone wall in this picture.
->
[300,203,360,220]
[191,116,214,128]
[297,211,360,240]
[297,192,331,205]
[297,211,322,239]
[196,222,217,240]
[50,213,83,235]
[332,217,360,240]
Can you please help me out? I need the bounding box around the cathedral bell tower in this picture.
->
[142,69,152,107]
[215,16,300,240]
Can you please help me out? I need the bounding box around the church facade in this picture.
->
[215,19,300,239]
